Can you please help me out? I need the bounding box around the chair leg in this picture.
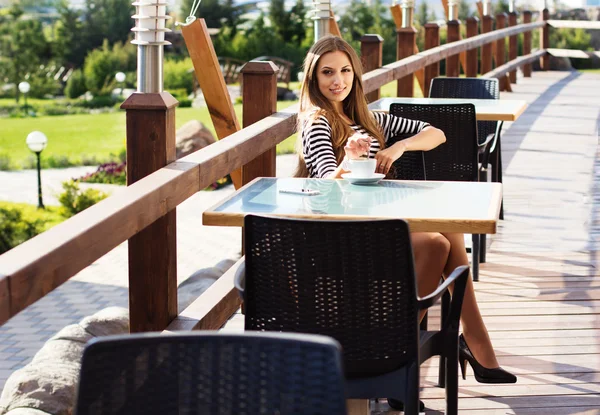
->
[480,234,486,263]
[472,234,480,282]
[444,340,459,415]
[405,363,420,415]
[438,290,450,388]
[420,313,428,331]
[496,137,504,220]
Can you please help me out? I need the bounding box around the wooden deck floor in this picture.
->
[225,71,600,414]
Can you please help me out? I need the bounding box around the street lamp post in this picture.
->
[18,81,30,116]
[115,72,126,97]
[26,131,48,209]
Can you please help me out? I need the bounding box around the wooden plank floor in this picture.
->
[224,71,600,414]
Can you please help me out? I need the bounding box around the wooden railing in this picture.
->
[0,10,562,330]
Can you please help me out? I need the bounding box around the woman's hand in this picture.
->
[375,141,407,174]
[344,133,372,160]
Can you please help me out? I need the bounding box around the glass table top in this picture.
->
[205,178,502,233]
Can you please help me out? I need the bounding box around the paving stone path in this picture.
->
[0,154,298,391]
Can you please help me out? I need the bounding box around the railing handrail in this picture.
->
[0,103,298,324]
[0,19,548,326]
[548,20,600,30]
[363,21,545,93]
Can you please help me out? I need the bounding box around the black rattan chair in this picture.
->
[75,332,347,415]
[389,102,486,282]
[429,76,504,222]
[235,214,469,415]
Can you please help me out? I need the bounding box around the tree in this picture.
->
[288,0,307,46]
[81,0,134,52]
[54,0,85,67]
[494,0,510,14]
[459,0,472,20]
[416,1,430,26]
[0,15,50,102]
[270,0,291,42]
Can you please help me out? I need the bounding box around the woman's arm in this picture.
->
[302,115,347,179]
[372,112,446,174]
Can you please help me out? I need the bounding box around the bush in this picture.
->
[78,162,126,185]
[46,154,75,168]
[0,153,13,171]
[0,203,63,254]
[77,95,118,109]
[164,58,195,95]
[178,98,192,108]
[169,88,189,100]
[65,69,87,99]
[58,180,108,218]
[83,40,136,96]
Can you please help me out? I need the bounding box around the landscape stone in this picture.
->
[176,120,216,159]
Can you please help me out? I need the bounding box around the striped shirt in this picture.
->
[301,111,430,179]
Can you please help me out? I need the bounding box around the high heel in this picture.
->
[459,334,517,384]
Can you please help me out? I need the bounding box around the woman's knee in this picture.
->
[412,232,451,260]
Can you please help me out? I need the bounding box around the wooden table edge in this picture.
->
[203,212,498,234]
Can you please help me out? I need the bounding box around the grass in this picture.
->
[0,78,422,170]
[579,68,600,74]
[0,100,299,169]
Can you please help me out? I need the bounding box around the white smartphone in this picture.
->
[279,189,321,196]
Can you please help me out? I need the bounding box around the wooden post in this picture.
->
[508,11,518,83]
[389,5,425,95]
[361,34,384,103]
[481,14,494,74]
[122,92,178,333]
[523,11,533,77]
[466,17,479,77]
[240,61,278,184]
[396,27,417,97]
[329,10,342,37]
[446,19,461,78]
[540,8,550,70]
[424,23,440,97]
[495,13,507,89]
[181,19,243,189]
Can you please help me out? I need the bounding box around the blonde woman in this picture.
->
[295,35,516,396]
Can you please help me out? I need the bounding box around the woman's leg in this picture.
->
[410,232,451,321]
[441,232,499,369]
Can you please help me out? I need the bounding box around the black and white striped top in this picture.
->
[301,111,430,179]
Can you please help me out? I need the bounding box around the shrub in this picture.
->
[65,69,87,99]
[178,98,192,108]
[58,180,108,218]
[83,40,136,96]
[77,95,117,109]
[79,162,126,185]
[0,203,63,254]
[46,154,75,168]
[169,88,189,100]
[0,153,12,171]
[164,58,195,95]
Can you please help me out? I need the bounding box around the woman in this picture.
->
[295,35,516,389]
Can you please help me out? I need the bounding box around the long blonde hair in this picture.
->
[295,35,386,177]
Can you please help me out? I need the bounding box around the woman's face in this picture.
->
[316,50,354,108]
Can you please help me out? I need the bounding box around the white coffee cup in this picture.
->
[347,158,377,177]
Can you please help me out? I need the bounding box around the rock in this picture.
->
[178,258,238,312]
[176,120,216,159]
[0,307,129,415]
[78,306,129,337]
[5,409,51,415]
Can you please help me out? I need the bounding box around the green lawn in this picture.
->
[0,100,299,169]
[0,79,421,170]
[579,68,600,74]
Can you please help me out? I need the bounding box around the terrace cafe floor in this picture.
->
[0,70,599,413]
[222,71,600,414]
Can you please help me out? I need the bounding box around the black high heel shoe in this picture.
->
[459,334,517,384]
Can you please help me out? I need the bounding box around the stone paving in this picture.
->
[0,154,298,391]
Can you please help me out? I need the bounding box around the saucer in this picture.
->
[341,172,385,185]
